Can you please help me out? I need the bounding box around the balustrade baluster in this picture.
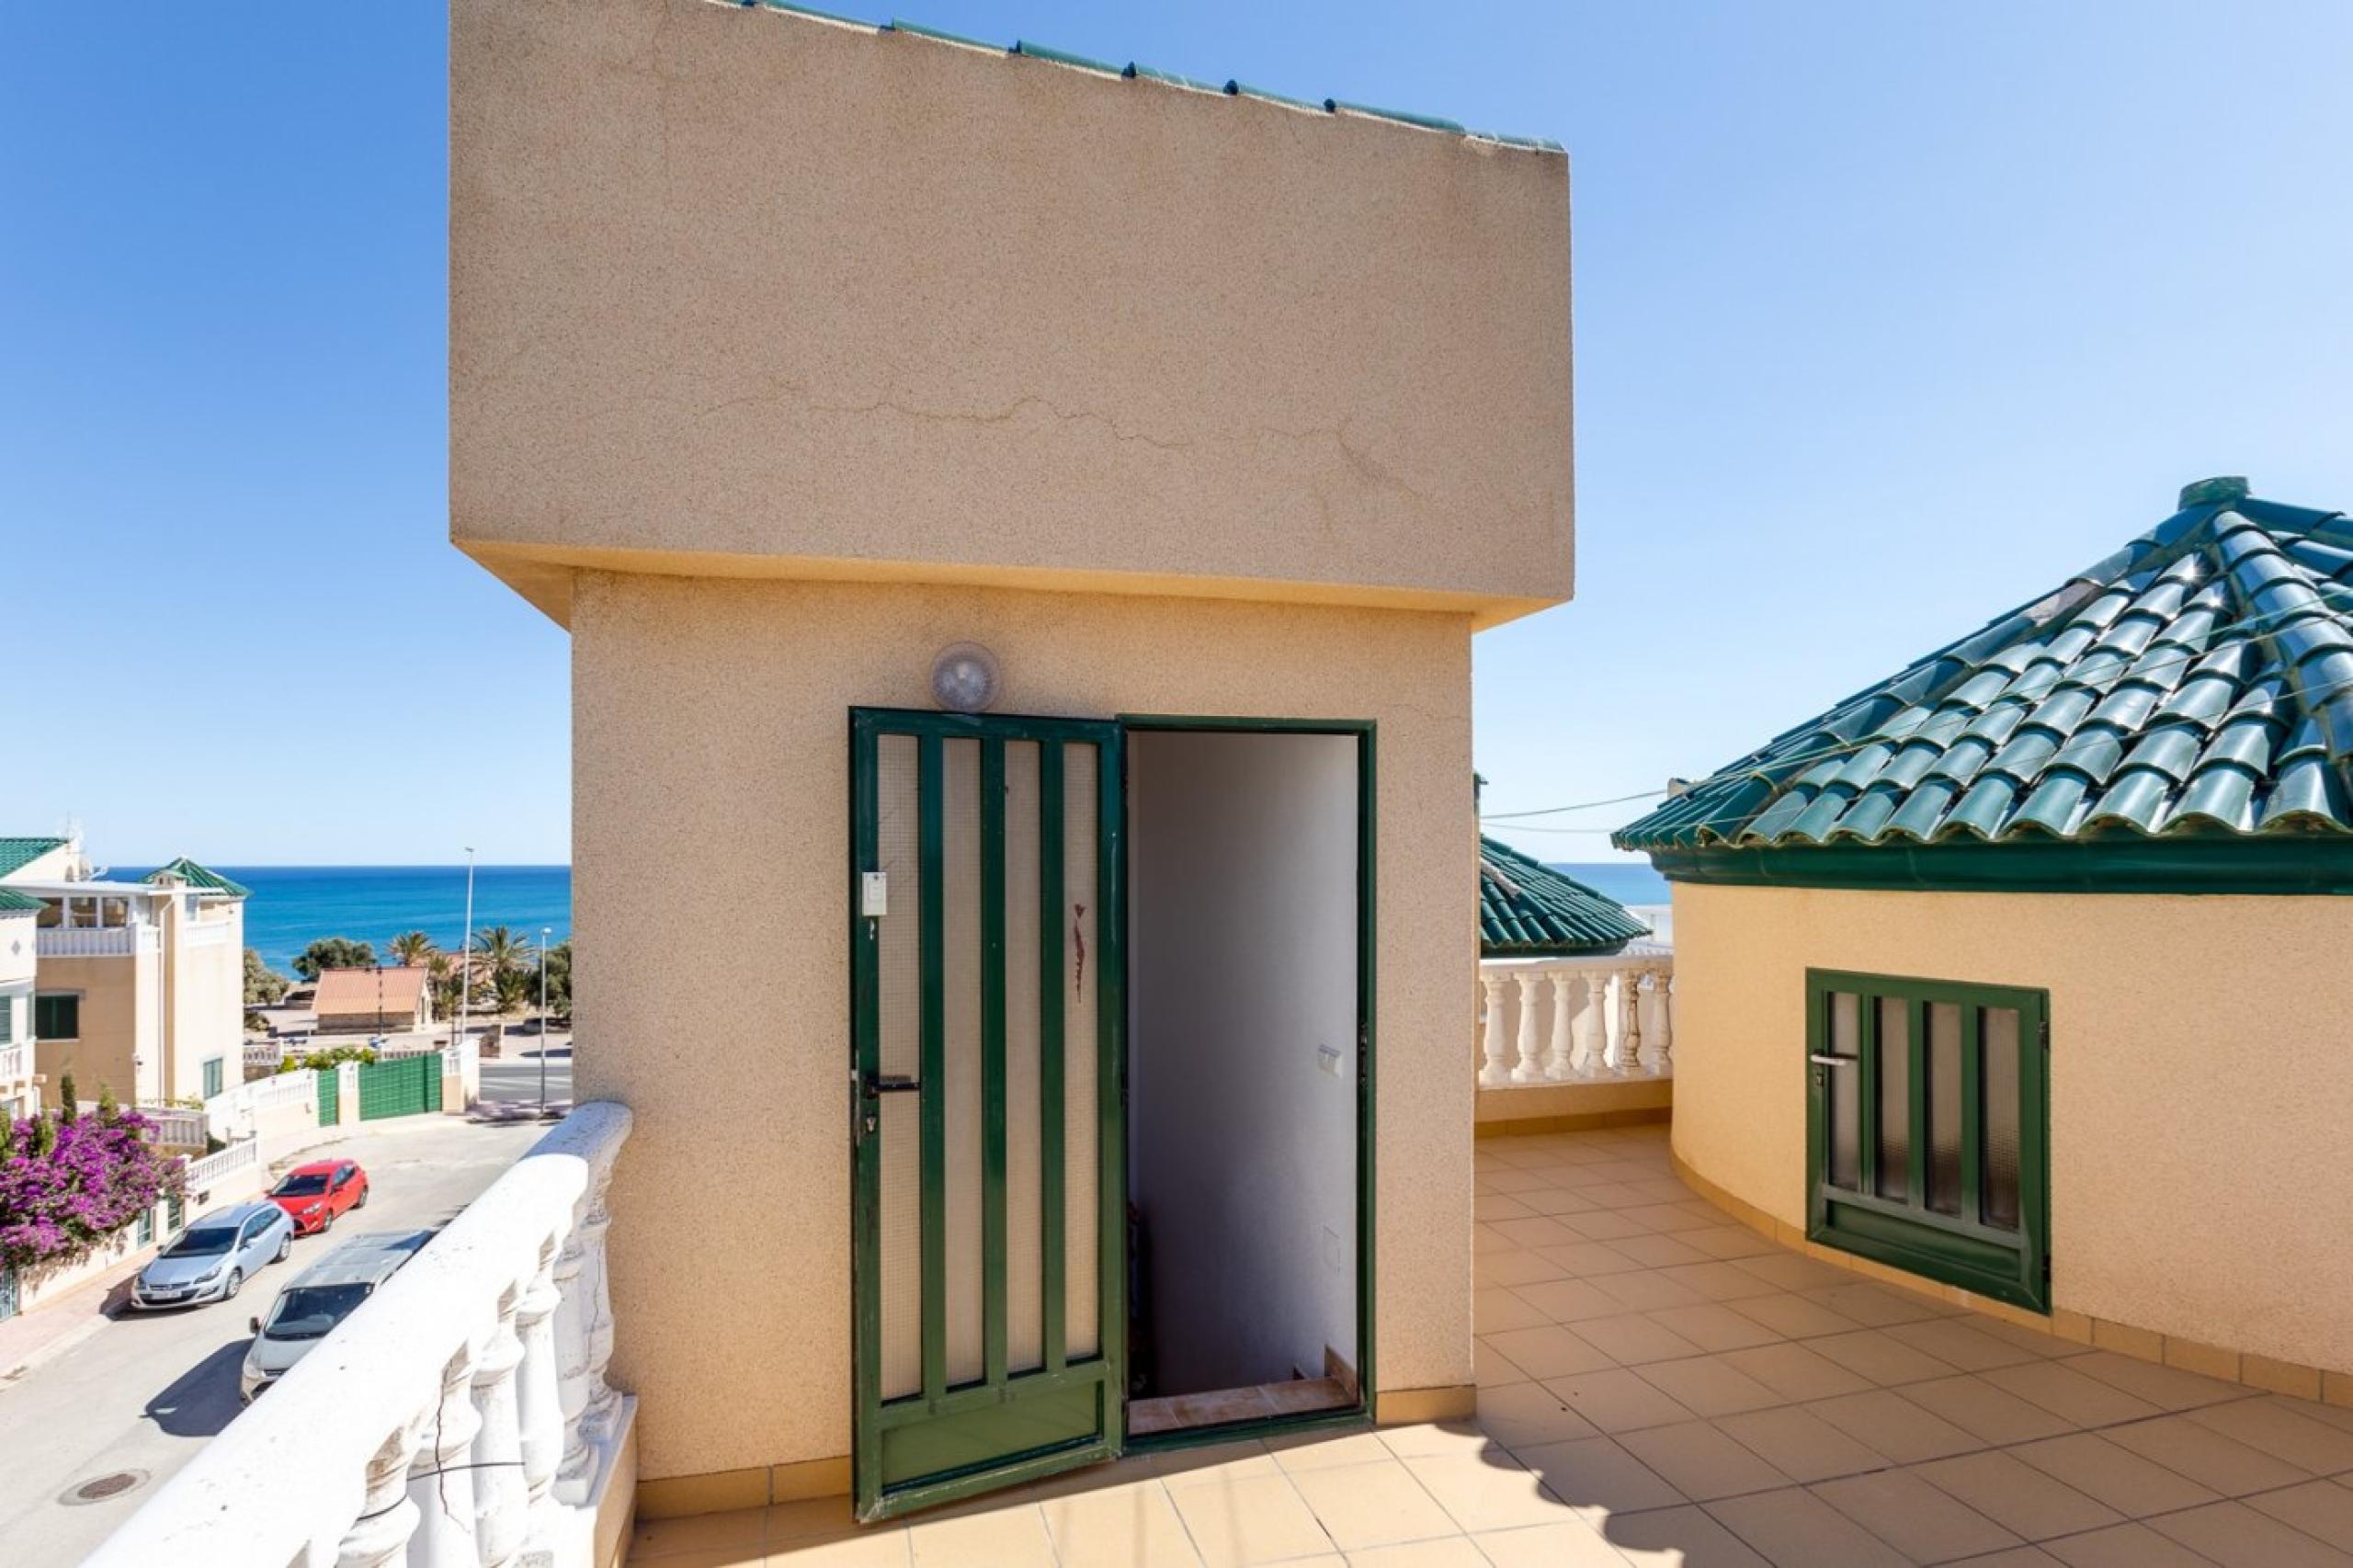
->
[1579,970,1613,1075]
[1615,969,1645,1074]
[335,1421,427,1568]
[557,1153,622,1505]
[470,1285,529,1565]
[1476,971,1513,1087]
[1510,971,1547,1085]
[407,1336,486,1566]
[1544,969,1576,1080]
[517,1233,568,1534]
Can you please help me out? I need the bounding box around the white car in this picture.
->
[131,1203,294,1309]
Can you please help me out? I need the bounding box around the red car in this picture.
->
[266,1159,370,1236]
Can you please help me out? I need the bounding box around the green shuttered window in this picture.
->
[1806,970,2049,1312]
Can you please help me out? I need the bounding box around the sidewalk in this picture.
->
[0,1252,147,1381]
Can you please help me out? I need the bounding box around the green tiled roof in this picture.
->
[1617,480,2353,866]
[0,887,43,915]
[0,837,67,880]
[1479,836,1651,956]
[143,858,251,899]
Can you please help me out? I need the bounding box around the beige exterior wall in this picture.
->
[575,572,1477,1481]
[451,0,1572,631]
[162,902,245,1102]
[34,950,151,1104]
[1668,879,2353,1373]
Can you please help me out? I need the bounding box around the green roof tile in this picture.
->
[1478,837,1651,956]
[142,857,251,899]
[1616,481,2353,879]
[0,837,67,880]
[0,886,42,915]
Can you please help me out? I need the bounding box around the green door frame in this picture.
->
[1117,716,1378,1449]
[1804,968,2050,1312]
[848,708,1129,1521]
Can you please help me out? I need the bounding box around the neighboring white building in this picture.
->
[0,836,250,1107]
[0,881,37,1122]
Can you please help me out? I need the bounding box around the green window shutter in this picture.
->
[1806,968,2049,1312]
[34,994,79,1040]
[201,1058,224,1099]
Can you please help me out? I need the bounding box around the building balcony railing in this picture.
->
[90,1101,635,1568]
[1476,948,1675,1087]
[36,925,155,959]
[181,916,238,949]
[0,1042,26,1085]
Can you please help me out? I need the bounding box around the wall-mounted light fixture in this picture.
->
[930,642,1002,714]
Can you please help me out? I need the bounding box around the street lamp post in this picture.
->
[457,848,475,1058]
[539,925,552,1112]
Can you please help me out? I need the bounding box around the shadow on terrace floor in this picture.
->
[628,1123,2353,1566]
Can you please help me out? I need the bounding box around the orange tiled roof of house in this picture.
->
[312,966,429,1017]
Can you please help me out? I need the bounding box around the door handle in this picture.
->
[862,1074,922,1096]
[1807,1054,1852,1068]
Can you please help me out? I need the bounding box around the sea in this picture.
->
[1546,862,1672,905]
[123,865,574,974]
[120,859,1653,974]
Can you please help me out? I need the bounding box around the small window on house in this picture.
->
[201,1057,225,1099]
[1807,970,2047,1312]
[0,996,14,1045]
[35,994,81,1040]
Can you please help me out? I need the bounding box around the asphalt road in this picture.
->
[0,1116,546,1563]
[479,1046,574,1109]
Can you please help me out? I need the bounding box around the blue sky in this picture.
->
[5,3,2348,866]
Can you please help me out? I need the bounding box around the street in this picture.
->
[478,1042,574,1109]
[0,1116,546,1563]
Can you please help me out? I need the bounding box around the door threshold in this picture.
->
[1124,1384,1369,1453]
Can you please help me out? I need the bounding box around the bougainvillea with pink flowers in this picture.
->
[0,1106,186,1269]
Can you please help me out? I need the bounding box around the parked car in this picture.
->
[131,1202,294,1310]
[265,1158,370,1235]
[239,1230,431,1402]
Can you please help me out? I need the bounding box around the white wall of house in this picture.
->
[1129,730,1360,1394]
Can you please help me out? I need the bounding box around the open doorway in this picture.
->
[1124,723,1370,1437]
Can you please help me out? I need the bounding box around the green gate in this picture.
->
[314,1067,340,1125]
[358,1053,442,1120]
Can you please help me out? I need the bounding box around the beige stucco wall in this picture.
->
[451,0,1573,631]
[1669,879,2353,1372]
[574,572,1476,1481]
[163,904,245,1102]
[34,951,150,1104]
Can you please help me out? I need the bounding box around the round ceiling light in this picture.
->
[930,642,1003,714]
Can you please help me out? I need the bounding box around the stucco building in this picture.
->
[0,838,250,1107]
[312,964,436,1036]
[1616,477,2353,1387]
[454,0,1570,1522]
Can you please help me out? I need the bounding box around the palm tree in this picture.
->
[470,926,537,986]
[389,929,437,969]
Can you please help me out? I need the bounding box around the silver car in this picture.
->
[131,1201,294,1310]
[240,1230,429,1401]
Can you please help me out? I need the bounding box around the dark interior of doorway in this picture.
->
[1124,727,1363,1436]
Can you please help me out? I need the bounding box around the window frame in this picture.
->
[1804,968,2050,1312]
[34,993,82,1041]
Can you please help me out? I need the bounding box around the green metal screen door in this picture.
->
[850,709,1126,1520]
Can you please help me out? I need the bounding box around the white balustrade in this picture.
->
[139,1105,210,1148]
[89,1101,635,1568]
[0,1042,27,1085]
[182,1135,261,1194]
[244,1041,284,1070]
[182,915,238,949]
[36,925,152,959]
[1474,949,1675,1088]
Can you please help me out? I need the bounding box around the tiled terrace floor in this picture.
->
[630,1123,2353,1567]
